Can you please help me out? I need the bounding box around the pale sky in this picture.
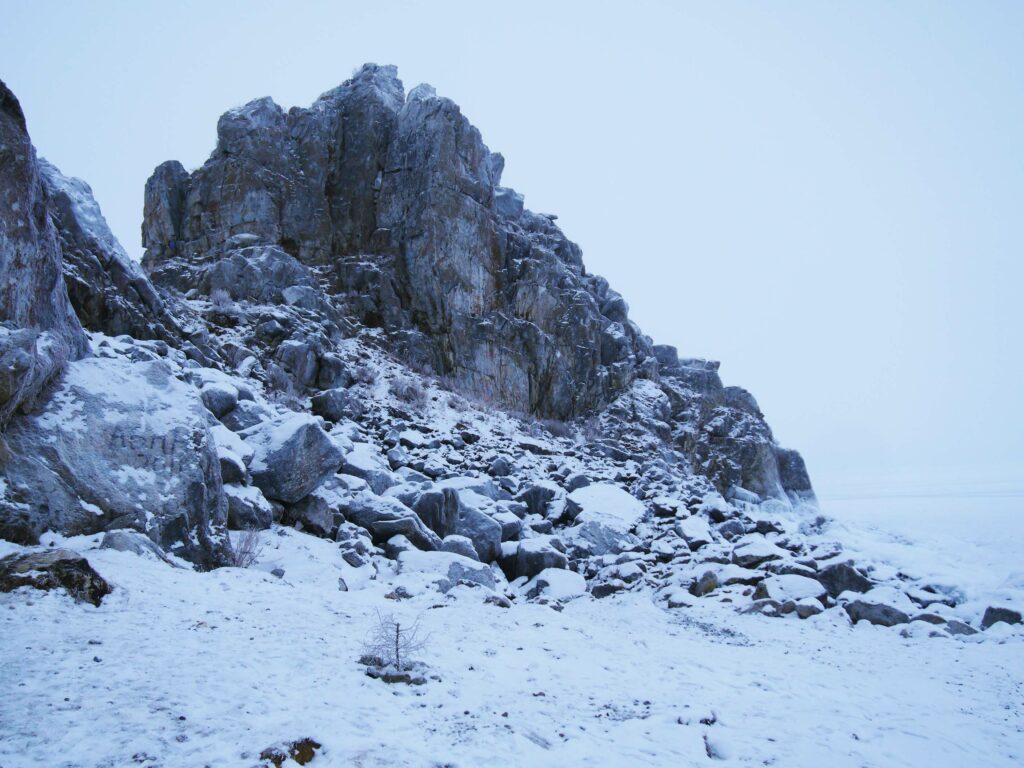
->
[3,1,1022,498]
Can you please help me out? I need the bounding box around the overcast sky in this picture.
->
[2,1,1022,498]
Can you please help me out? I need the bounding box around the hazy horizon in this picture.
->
[3,1,1022,500]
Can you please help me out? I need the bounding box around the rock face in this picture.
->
[0,356,230,567]
[140,64,655,421]
[38,159,180,342]
[0,80,88,428]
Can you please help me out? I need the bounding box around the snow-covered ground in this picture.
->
[2,493,1022,768]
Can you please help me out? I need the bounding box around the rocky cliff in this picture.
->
[0,66,823,603]
[0,81,88,431]
[141,64,655,421]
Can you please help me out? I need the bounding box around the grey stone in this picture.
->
[200,382,238,418]
[981,606,1022,630]
[510,538,569,580]
[100,529,175,564]
[312,387,363,422]
[844,600,910,627]
[817,563,873,598]
[243,413,344,503]
[441,534,479,561]
[220,399,271,432]
[346,492,442,551]
[945,620,978,636]
[39,159,181,343]
[224,485,274,530]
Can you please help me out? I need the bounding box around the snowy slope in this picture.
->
[1,519,1021,768]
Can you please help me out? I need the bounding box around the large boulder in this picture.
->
[981,606,1022,630]
[412,487,501,562]
[243,413,344,503]
[510,537,568,580]
[0,356,230,567]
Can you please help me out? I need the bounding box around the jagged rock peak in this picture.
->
[141,63,656,419]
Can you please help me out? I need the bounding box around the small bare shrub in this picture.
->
[389,376,427,407]
[210,288,235,310]
[360,611,428,672]
[352,364,377,385]
[228,528,264,568]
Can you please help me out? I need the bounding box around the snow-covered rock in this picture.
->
[0,355,230,566]
[564,484,645,556]
[244,413,344,503]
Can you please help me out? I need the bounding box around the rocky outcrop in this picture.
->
[0,80,88,427]
[0,68,821,596]
[140,64,656,420]
[38,159,181,342]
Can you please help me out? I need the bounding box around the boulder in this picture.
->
[0,548,110,606]
[101,529,175,564]
[346,491,442,551]
[981,606,1022,630]
[523,568,587,601]
[224,484,274,530]
[817,562,873,598]
[516,483,560,517]
[441,534,479,561]
[564,484,645,556]
[311,387,363,422]
[512,538,568,580]
[753,574,826,603]
[731,540,787,569]
[243,413,344,503]
[397,549,496,591]
[0,356,229,567]
[844,600,910,627]
[675,516,713,550]
[285,485,346,538]
[412,487,501,562]
[339,442,397,495]
[200,382,239,418]
[220,399,271,432]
